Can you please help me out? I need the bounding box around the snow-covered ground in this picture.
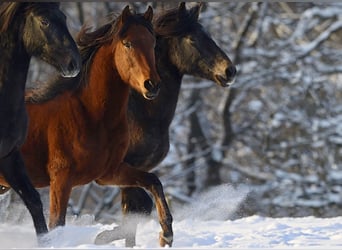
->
[1,185,342,249]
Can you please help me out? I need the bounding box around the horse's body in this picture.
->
[111,3,236,246]
[0,2,80,240]
[122,1,236,222]
[0,6,173,247]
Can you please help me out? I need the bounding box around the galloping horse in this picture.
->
[1,6,173,247]
[96,2,237,246]
[123,1,236,212]
[0,2,80,241]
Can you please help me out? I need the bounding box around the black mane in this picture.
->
[153,4,200,37]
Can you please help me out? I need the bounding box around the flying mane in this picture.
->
[153,3,201,37]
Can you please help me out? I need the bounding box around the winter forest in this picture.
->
[1,1,342,227]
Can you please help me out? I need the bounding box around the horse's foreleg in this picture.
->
[0,150,48,237]
[49,169,72,229]
[121,187,153,247]
[99,162,173,247]
[121,187,153,215]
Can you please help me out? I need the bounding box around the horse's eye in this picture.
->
[123,40,132,48]
[40,18,50,27]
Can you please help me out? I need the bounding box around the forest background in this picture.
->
[1,1,341,224]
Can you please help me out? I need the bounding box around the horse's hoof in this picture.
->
[94,227,125,245]
[159,232,173,247]
[125,235,136,248]
[37,233,51,247]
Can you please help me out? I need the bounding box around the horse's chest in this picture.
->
[94,123,128,161]
[125,126,170,171]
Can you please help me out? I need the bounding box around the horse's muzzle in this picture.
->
[215,65,237,87]
[60,53,81,78]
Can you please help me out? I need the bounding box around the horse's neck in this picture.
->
[0,30,30,107]
[129,40,183,127]
[157,40,183,98]
[157,50,183,122]
[80,45,129,124]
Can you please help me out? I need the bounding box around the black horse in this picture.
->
[96,2,236,246]
[0,2,80,242]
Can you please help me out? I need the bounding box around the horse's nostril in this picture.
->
[61,56,80,78]
[144,80,160,100]
[226,65,237,78]
[67,59,77,72]
[144,80,155,92]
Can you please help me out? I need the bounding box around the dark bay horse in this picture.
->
[96,2,237,246]
[123,2,236,201]
[1,5,173,247]
[0,2,80,241]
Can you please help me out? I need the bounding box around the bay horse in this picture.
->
[0,5,173,247]
[96,2,237,246]
[0,2,80,242]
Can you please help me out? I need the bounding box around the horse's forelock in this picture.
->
[26,3,60,15]
[0,2,60,33]
[154,5,198,37]
[119,13,154,39]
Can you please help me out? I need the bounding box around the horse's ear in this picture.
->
[121,5,132,22]
[144,6,153,22]
[178,2,186,13]
[190,3,203,20]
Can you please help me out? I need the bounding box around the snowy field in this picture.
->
[1,185,342,249]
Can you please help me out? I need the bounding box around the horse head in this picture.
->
[155,2,236,87]
[21,3,81,77]
[114,5,160,100]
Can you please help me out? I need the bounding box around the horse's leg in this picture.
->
[99,162,173,247]
[96,187,153,246]
[121,187,153,247]
[122,187,153,215]
[95,188,155,246]
[48,168,72,229]
[0,150,48,237]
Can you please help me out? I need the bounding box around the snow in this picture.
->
[1,185,342,249]
[1,214,342,249]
